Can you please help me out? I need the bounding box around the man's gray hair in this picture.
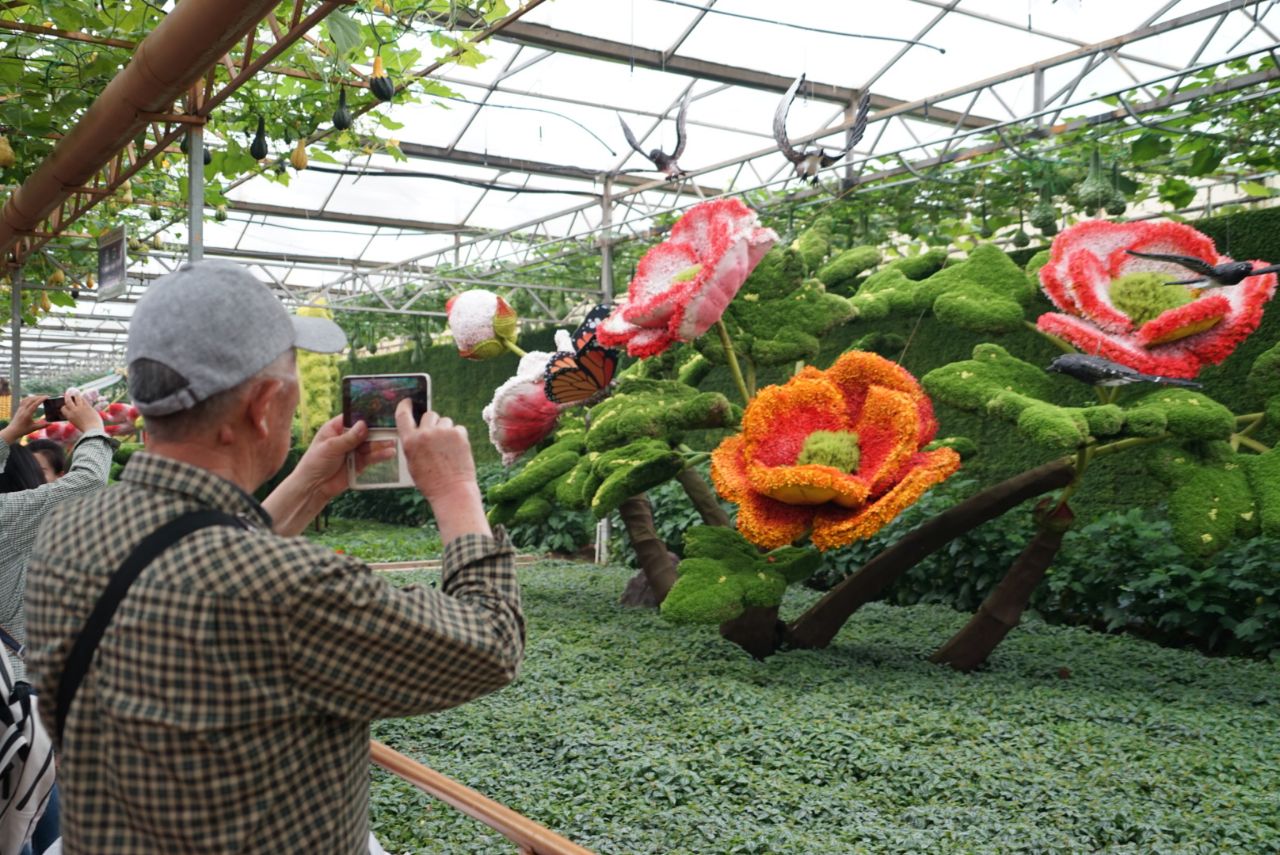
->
[136,350,296,441]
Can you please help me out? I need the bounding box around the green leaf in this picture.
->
[1240,181,1274,198]
[327,10,363,58]
[47,290,76,307]
[1158,177,1196,209]
[1186,145,1223,177]
[1131,133,1171,163]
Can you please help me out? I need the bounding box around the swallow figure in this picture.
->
[774,75,871,184]
[618,92,690,178]
[1124,249,1280,287]
[1047,353,1202,388]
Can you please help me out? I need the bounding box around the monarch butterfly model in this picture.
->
[544,305,620,407]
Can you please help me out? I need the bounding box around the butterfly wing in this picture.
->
[571,304,613,351]
[544,343,619,406]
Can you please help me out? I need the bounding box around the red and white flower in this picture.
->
[1037,220,1277,378]
[446,290,519,360]
[597,199,777,358]
[482,333,573,465]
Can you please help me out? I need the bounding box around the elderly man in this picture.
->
[26,261,524,854]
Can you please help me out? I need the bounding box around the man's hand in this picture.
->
[263,415,397,537]
[294,416,396,502]
[63,393,105,435]
[0,395,47,445]
[395,399,491,542]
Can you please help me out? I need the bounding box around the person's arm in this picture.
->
[287,400,523,718]
[262,416,394,537]
[0,395,48,466]
[286,537,524,720]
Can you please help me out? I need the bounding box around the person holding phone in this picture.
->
[24,260,524,855]
[0,393,112,672]
[0,394,110,855]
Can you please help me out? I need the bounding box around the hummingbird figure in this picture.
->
[618,92,690,178]
[773,75,871,184]
[1124,249,1280,287]
[1047,354,1202,388]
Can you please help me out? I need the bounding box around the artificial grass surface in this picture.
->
[305,518,442,562]
[369,560,1280,854]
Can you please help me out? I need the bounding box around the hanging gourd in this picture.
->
[1075,147,1111,215]
[1029,182,1059,237]
[290,140,309,171]
[333,88,354,131]
[85,273,95,290]
[370,56,395,103]
[250,116,269,161]
[1105,162,1127,216]
[0,135,14,168]
[214,204,228,222]
[149,205,162,221]
[48,269,65,287]
[118,179,133,205]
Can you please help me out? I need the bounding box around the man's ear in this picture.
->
[243,378,284,442]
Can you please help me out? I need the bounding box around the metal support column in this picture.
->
[188,126,204,262]
[9,266,21,402]
[1033,68,1045,127]
[595,177,615,564]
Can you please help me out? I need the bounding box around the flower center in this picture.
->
[672,264,703,283]
[1110,272,1194,326]
[796,430,861,473]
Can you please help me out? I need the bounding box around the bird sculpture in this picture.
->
[1047,353,1202,388]
[773,75,871,184]
[1124,249,1280,287]
[618,92,690,178]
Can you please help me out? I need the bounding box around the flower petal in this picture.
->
[849,385,923,497]
[826,350,938,448]
[1036,312,1203,378]
[712,434,813,548]
[1135,294,1230,347]
[482,368,562,465]
[810,448,961,550]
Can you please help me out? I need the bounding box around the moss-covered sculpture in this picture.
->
[486,379,739,525]
[816,245,881,291]
[660,526,822,624]
[696,222,856,368]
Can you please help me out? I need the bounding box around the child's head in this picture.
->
[25,438,67,483]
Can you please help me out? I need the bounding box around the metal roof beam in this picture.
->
[478,19,994,129]
[219,199,485,234]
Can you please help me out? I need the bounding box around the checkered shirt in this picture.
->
[26,452,524,854]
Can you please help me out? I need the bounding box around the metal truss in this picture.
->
[7,0,1280,378]
[319,0,1278,306]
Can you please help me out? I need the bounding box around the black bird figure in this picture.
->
[1047,353,1202,388]
[773,75,871,184]
[1124,249,1280,287]
[618,92,690,178]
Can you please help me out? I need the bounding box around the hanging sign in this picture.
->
[96,226,128,301]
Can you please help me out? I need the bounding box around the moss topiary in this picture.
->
[791,216,834,272]
[590,439,685,517]
[585,378,737,452]
[816,245,881,290]
[886,248,948,280]
[932,286,1026,335]
[1124,389,1235,442]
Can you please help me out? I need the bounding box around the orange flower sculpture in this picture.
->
[711,351,961,550]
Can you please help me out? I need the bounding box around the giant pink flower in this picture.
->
[597,199,777,358]
[482,338,572,465]
[1037,220,1276,378]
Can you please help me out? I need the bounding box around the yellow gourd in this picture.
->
[48,269,65,286]
[0,136,14,168]
[290,140,309,171]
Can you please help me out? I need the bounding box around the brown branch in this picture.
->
[675,467,730,528]
[785,458,1076,651]
[616,494,677,604]
[930,501,1075,671]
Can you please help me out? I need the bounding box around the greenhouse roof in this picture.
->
[5,0,1280,379]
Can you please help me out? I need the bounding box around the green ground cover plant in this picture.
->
[368,561,1280,854]
[305,518,442,563]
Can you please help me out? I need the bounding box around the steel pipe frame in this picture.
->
[327,2,1273,296]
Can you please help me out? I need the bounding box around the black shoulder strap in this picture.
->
[55,510,244,744]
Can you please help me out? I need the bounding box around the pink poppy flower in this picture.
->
[482,349,566,465]
[597,199,777,358]
[1037,220,1276,378]
[445,290,519,360]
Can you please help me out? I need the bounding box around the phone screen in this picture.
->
[342,375,430,429]
[43,396,67,422]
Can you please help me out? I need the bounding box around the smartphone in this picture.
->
[341,374,432,490]
[43,396,67,422]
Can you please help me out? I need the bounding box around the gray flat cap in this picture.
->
[127,260,346,416]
